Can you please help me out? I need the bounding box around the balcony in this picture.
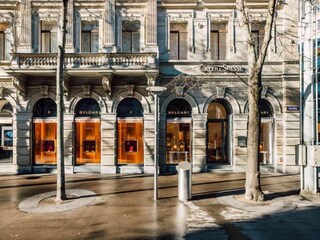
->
[7,52,158,78]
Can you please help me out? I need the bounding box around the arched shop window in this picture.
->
[259,99,274,164]
[117,98,144,164]
[0,99,13,163]
[166,99,192,164]
[75,98,101,164]
[207,101,228,163]
[33,98,57,164]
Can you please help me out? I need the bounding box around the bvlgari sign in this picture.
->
[201,64,246,74]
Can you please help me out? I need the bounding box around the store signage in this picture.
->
[200,64,246,74]
[287,106,300,111]
[78,110,100,116]
[167,111,190,116]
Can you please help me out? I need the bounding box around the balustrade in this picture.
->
[13,53,156,69]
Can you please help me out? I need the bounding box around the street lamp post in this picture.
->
[147,86,167,200]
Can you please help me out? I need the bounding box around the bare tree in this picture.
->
[56,0,68,202]
[237,0,278,201]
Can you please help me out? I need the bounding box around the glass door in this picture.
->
[207,120,227,163]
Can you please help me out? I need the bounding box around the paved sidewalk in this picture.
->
[0,172,319,240]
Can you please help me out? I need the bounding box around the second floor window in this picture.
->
[251,23,265,56]
[81,21,99,53]
[122,20,140,53]
[170,23,188,60]
[211,23,227,60]
[41,21,57,53]
[0,23,10,61]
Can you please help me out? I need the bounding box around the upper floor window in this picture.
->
[251,23,265,56]
[170,23,188,60]
[41,21,57,53]
[0,23,10,61]
[211,23,227,60]
[81,21,99,53]
[122,20,140,53]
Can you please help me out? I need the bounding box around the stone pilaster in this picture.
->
[15,113,33,173]
[159,113,166,172]
[144,113,155,173]
[101,113,117,173]
[103,0,116,52]
[65,0,75,52]
[192,113,207,173]
[18,0,32,52]
[145,0,158,52]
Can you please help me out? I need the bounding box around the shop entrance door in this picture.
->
[207,120,227,163]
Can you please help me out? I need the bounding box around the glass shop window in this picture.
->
[33,98,57,164]
[81,21,99,53]
[0,99,13,163]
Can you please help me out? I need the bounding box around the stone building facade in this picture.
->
[0,0,300,174]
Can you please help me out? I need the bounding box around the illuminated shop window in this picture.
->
[33,98,57,164]
[0,99,13,163]
[117,98,144,164]
[166,99,192,164]
[75,98,101,164]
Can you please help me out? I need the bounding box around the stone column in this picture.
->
[15,113,33,173]
[233,114,248,172]
[103,0,116,52]
[65,0,75,52]
[145,0,158,52]
[101,113,117,173]
[159,112,166,172]
[18,0,32,52]
[192,113,207,173]
[144,113,155,173]
[63,113,74,173]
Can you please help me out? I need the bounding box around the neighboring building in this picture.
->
[0,0,300,175]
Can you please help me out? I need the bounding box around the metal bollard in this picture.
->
[178,161,192,201]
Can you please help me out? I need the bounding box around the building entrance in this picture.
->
[75,98,101,164]
[207,101,229,164]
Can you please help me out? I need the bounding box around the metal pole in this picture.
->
[154,92,158,200]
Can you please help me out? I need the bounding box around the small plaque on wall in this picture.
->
[238,136,247,147]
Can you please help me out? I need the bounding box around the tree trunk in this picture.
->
[237,0,277,201]
[56,0,68,202]
[245,66,264,201]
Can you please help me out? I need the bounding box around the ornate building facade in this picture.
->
[0,0,300,174]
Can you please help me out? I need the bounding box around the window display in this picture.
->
[118,119,143,164]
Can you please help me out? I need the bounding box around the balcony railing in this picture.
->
[12,52,157,69]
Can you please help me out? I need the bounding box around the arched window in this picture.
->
[75,98,101,117]
[33,98,57,118]
[117,98,143,118]
[0,99,13,163]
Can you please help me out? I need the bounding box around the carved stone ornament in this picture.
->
[261,86,269,98]
[250,13,267,22]
[145,73,158,87]
[38,11,60,22]
[82,85,91,97]
[209,14,230,22]
[40,85,49,97]
[63,74,70,97]
[126,85,134,97]
[12,76,26,97]
[168,13,191,23]
[102,74,113,96]
[0,86,4,98]
[0,13,14,23]
[175,86,184,98]
[216,86,226,98]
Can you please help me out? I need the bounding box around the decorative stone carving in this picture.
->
[209,14,230,22]
[82,85,91,97]
[250,13,267,22]
[175,86,184,98]
[63,74,70,97]
[216,86,226,98]
[40,85,49,97]
[102,74,113,96]
[261,86,269,98]
[0,13,14,23]
[0,86,4,98]
[12,75,26,97]
[145,73,158,87]
[126,85,134,97]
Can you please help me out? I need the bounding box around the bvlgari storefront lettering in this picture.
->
[78,110,100,116]
[167,111,190,116]
[201,64,246,74]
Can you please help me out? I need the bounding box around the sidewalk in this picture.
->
[0,172,319,240]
